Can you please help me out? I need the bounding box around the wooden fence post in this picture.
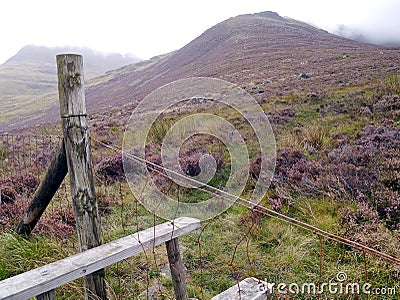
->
[166,238,189,300]
[15,140,67,237]
[56,54,106,300]
[36,289,56,300]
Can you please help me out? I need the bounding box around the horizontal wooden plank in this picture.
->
[0,217,200,300]
[211,277,273,300]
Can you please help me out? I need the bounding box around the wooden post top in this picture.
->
[56,54,86,118]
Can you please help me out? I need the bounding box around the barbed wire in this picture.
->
[92,137,400,266]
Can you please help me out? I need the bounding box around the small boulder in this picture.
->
[297,73,310,80]
[362,106,373,117]
[138,284,165,300]
[307,92,319,101]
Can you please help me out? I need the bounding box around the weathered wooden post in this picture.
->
[15,140,67,237]
[166,238,189,300]
[56,54,106,300]
[36,289,56,300]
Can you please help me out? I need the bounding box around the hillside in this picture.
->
[85,11,399,110]
[1,11,399,131]
[0,45,140,128]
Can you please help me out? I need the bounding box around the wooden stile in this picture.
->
[0,217,200,300]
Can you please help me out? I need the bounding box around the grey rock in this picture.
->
[362,106,373,116]
[138,284,165,300]
[297,73,310,80]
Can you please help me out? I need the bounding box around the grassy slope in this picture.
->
[1,75,399,299]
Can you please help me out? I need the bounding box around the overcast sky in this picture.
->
[1,0,399,64]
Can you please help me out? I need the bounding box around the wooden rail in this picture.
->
[0,217,200,300]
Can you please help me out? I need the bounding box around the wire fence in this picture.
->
[0,133,399,299]
[0,133,60,178]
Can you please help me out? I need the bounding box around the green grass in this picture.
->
[180,201,399,299]
[0,185,398,299]
[383,74,400,95]
[0,144,8,160]
[0,233,87,299]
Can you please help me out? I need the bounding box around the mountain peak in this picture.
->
[7,45,52,63]
[252,11,284,20]
[3,45,140,78]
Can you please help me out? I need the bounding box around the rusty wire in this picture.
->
[93,138,400,266]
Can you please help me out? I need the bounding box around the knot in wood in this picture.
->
[68,73,82,89]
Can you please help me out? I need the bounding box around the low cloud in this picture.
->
[333,24,400,46]
[327,0,400,46]
[333,25,369,43]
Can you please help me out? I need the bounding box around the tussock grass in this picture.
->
[0,232,71,278]
[279,123,329,153]
[148,118,174,145]
[382,74,400,96]
[0,231,86,299]
[0,145,8,160]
